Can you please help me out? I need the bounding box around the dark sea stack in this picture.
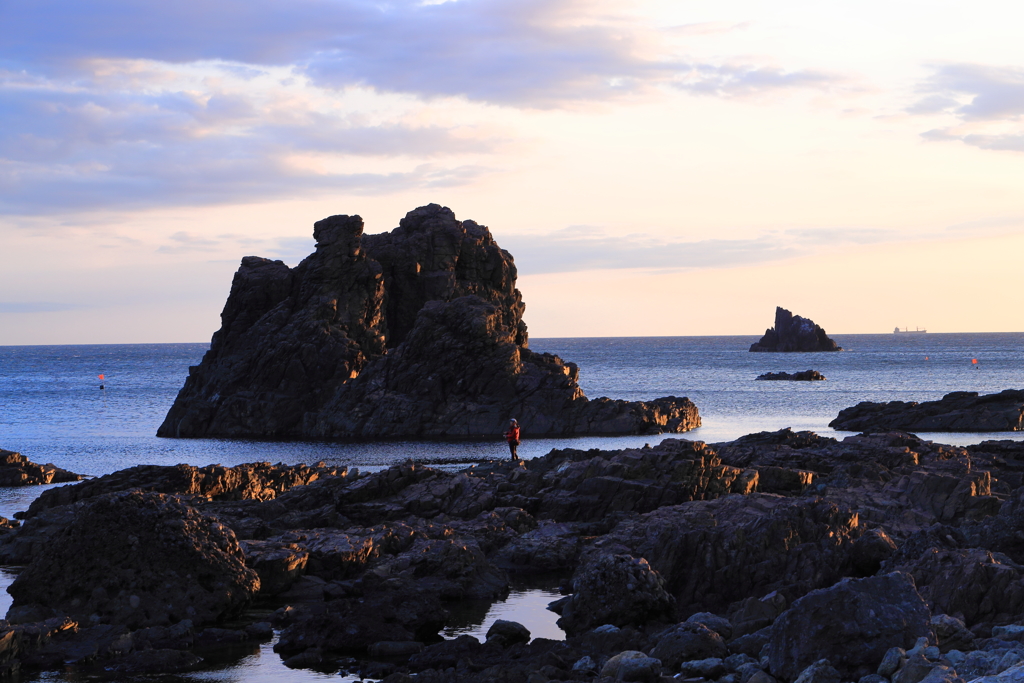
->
[749,306,842,352]
[755,370,826,381]
[830,389,1024,432]
[158,204,699,438]
[0,449,81,486]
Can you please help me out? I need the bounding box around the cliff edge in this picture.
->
[158,205,699,438]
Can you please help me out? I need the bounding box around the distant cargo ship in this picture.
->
[894,327,927,334]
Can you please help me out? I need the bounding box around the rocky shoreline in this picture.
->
[4,430,1024,681]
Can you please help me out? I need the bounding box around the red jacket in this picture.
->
[505,425,520,443]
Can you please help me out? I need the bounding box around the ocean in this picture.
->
[1,332,1022,681]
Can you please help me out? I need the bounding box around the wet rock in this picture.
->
[7,490,259,629]
[830,389,1024,432]
[749,308,842,353]
[766,572,932,681]
[0,450,81,486]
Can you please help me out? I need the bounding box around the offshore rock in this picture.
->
[158,205,699,438]
[756,370,827,381]
[7,491,259,629]
[750,307,842,352]
[0,450,81,486]
[830,389,1024,432]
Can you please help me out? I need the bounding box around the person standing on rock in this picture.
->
[504,419,520,461]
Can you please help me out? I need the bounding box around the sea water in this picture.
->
[1,333,1023,680]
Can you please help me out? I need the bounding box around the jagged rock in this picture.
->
[20,461,343,519]
[892,547,1024,626]
[158,205,699,439]
[7,491,259,629]
[556,554,675,636]
[749,308,842,353]
[766,572,933,680]
[591,496,862,617]
[830,390,1024,432]
[756,370,827,381]
[0,450,81,486]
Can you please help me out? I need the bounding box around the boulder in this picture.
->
[158,205,700,439]
[766,572,932,681]
[7,491,259,629]
[830,390,1024,432]
[557,554,674,636]
[648,622,728,669]
[749,308,842,353]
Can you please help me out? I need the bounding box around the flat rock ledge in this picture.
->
[0,449,81,486]
[830,389,1024,432]
[756,370,826,381]
[750,307,842,352]
[157,205,699,439]
[3,431,1024,680]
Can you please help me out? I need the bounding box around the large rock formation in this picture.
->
[158,205,699,438]
[830,389,1024,432]
[749,307,842,352]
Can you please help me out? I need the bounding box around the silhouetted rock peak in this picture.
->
[750,307,842,352]
[158,205,699,439]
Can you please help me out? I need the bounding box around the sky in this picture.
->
[3,0,1024,344]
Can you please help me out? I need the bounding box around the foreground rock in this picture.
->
[756,370,827,381]
[8,490,259,629]
[0,449,81,486]
[8,428,1024,679]
[830,389,1024,432]
[158,205,699,438]
[750,307,842,352]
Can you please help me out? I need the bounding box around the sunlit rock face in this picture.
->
[157,204,700,439]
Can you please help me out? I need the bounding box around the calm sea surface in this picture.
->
[0,333,1022,680]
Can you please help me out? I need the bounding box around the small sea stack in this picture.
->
[749,307,842,352]
[756,370,826,381]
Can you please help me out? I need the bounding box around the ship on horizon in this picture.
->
[894,326,927,334]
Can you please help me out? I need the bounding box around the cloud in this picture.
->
[674,64,838,97]
[0,76,498,215]
[0,302,85,313]
[500,225,898,275]
[912,64,1024,152]
[1,0,668,107]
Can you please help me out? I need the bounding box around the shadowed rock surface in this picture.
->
[750,307,842,352]
[830,389,1024,432]
[8,428,1024,679]
[0,450,81,486]
[157,205,699,439]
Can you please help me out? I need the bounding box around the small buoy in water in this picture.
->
[98,373,105,390]
[99,385,104,390]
